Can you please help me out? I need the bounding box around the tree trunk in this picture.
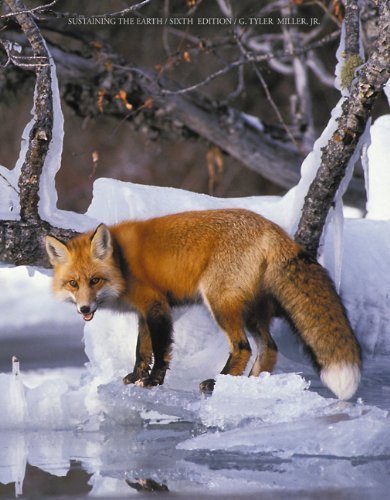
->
[295,1,389,258]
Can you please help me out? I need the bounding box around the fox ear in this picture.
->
[91,224,113,260]
[45,236,70,266]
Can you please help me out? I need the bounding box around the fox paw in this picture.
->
[199,378,216,394]
[123,371,148,385]
[135,376,164,388]
[135,370,165,387]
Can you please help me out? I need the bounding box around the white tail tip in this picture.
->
[320,363,361,400]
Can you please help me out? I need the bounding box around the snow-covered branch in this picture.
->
[0,0,78,267]
[295,1,390,257]
[4,0,52,222]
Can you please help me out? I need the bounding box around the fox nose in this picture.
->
[80,305,91,314]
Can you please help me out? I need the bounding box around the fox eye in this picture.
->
[69,280,78,289]
[90,277,101,286]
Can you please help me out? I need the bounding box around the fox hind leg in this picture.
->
[200,293,251,393]
[246,296,278,377]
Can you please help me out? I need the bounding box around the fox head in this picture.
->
[45,224,126,321]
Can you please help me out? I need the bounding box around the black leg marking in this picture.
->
[123,316,153,385]
[140,302,173,387]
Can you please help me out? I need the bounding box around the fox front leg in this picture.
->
[123,316,153,385]
[135,301,173,387]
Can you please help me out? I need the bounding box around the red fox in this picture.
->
[45,209,361,400]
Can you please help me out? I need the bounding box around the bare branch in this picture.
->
[307,52,335,87]
[0,0,58,19]
[155,31,340,97]
[54,0,154,19]
[235,33,300,152]
[0,38,48,68]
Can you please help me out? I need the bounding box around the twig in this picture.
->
[0,0,58,19]
[144,30,341,97]
[235,32,300,152]
[0,172,19,195]
[0,41,49,68]
[54,0,154,19]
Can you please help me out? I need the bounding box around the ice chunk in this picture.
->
[179,374,389,459]
[0,432,27,496]
[98,382,201,426]
[180,406,389,458]
[0,358,27,428]
[198,373,332,429]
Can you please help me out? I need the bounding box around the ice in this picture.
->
[185,412,389,457]
[98,383,200,426]
[181,407,390,458]
[0,362,90,431]
[0,358,27,429]
[198,373,329,429]
[336,219,390,356]
[179,374,390,459]
[0,432,26,496]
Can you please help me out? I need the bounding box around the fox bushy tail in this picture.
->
[267,252,361,400]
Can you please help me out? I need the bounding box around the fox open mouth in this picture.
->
[79,311,95,321]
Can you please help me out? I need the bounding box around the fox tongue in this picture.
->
[83,312,94,321]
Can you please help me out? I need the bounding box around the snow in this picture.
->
[37,46,95,232]
[366,115,390,219]
[0,107,34,221]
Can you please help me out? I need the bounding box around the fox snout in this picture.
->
[77,304,97,322]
